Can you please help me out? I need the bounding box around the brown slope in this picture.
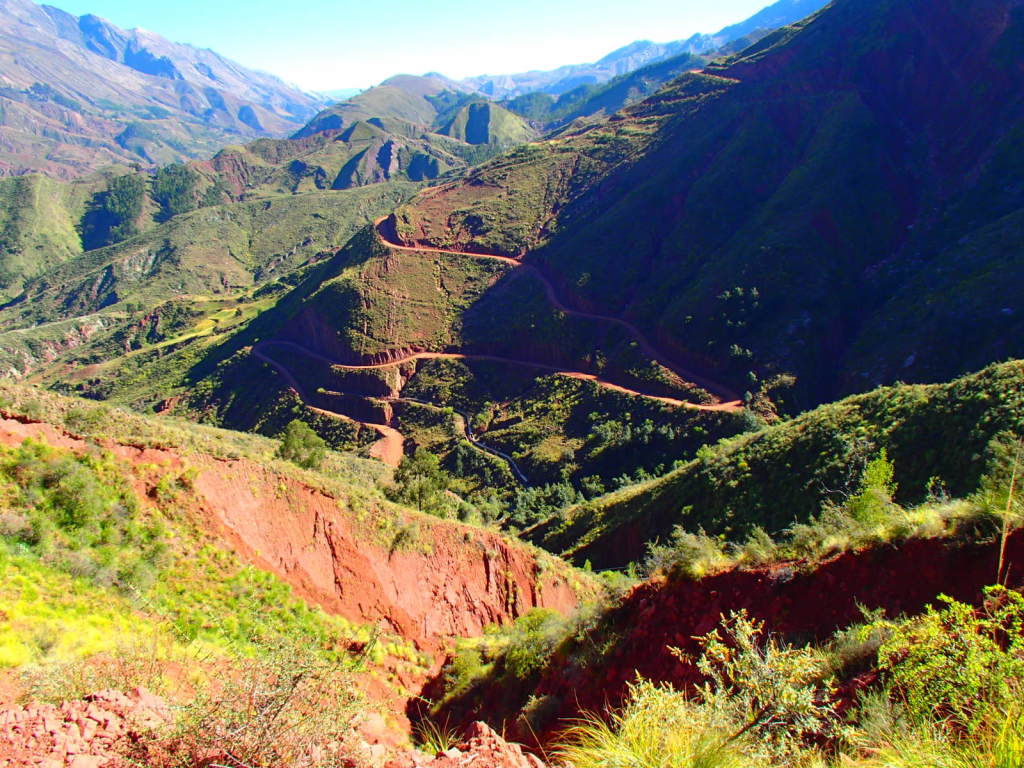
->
[0,0,324,177]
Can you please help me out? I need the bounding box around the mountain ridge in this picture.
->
[0,0,326,177]
[459,0,830,98]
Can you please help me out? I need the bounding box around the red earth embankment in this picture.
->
[0,417,588,661]
[432,531,1024,744]
[190,458,584,656]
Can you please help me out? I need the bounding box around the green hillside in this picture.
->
[528,360,1024,567]
[388,0,1024,407]
[0,174,97,298]
[0,184,418,399]
[439,102,536,146]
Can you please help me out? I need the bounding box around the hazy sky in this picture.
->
[48,0,777,92]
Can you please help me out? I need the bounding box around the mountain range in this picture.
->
[0,0,325,178]
[0,0,1023,765]
[460,0,831,98]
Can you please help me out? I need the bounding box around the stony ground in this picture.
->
[0,686,548,768]
[0,687,170,767]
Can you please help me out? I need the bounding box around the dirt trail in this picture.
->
[257,340,743,413]
[367,424,404,467]
[248,219,744,470]
[252,343,404,467]
[254,339,741,477]
[375,217,743,403]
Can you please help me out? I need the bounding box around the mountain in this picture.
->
[322,87,362,101]
[1,0,1024,761]
[0,73,538,300]
[0,0,325,178]
[387,0,1024,409]
[9,0,1019,511]
[295,74,534,145]
[460,0,830,98]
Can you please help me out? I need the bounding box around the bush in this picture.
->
[688,610,841,763]
[503,608,566,680]
[644,525,730,578]
[878,586,1024,732]
[389,449,455,516]
[846,450,898,527]
[277,420,327,469]
[557,679,747,768]
[161,637,363,768]
[0,439,165,592]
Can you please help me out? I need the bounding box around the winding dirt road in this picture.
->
[256,340,742,413]
[375,217,742,404]
[250,218,743,473]
[252,343,405,466]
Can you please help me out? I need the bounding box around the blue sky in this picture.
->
[49,0,777,91]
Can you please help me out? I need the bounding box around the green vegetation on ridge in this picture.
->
[529,361,1024,568]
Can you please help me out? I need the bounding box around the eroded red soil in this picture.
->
[0,417,586,661]
[433,531,1024,745]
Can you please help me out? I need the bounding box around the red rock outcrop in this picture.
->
[0,416,587,662]
[0,687,170,768]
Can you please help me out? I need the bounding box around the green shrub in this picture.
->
[846,450,898,527]
[388,449,456,517]
[0,439,165,592]
[643,526,730,578]
[557,679,747,768]
[503,608,566,680]
[688,610,841,763]
[277,419,327,469]
[878,587,1024,731]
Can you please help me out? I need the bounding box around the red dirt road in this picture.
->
[252,343,406,466]
[375,217,743,404]
[249,218,745,469]
[255,340,743,413]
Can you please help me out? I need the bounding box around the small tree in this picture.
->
[846,449,898,526]
[390,449,451,514]
[277,420,327,469]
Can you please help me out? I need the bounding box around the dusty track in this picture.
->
[375,217,743,404]
[252,343,405,466]
[249,220,743,470]
[256,341,742,412]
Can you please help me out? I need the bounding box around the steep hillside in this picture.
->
[528,360,1024,568]
[0,381,594,673]
[0,182,419,415]
[0,75,539,296]
[431,529,1024,746]
[0,0,324,178]
[283,76,536,187]
[0,173,96,293]
[502,50,708,128]
[391,0,1024,407]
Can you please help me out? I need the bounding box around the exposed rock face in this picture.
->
[0,417,588,660]
[434,532,1024,745]
[190,455,584,655]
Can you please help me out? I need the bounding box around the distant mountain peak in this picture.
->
[460,0,831,98]
[0,0,327,177]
